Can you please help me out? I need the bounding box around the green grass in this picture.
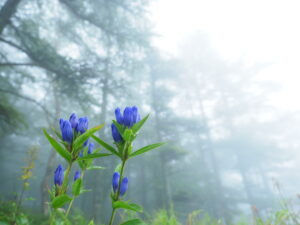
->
[1,198,300,225]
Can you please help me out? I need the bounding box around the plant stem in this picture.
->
[108,159,126,225]
[108,208,116,225]
[61,162,72,194]
[66,170,85,218]
[14,181,26,222]
[66,198,74,217]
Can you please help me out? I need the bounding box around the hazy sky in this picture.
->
[150,0,300,112]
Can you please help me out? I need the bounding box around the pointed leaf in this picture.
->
[129,142,165,158]
[113,120,125,138]
[76,153,111,161]
[93,147,102,153]
[80,189,91,194]
[87,220,94,225]
[114,163,122,173]
[120,219,146,225]
[73,125,104,151]
[43,129,72,162]
[72,178,82,196]
[92,135,120,157]
[52,194,72,208]
[123,129,133,142]
[51,127,62,139]
[87,165,105,170]
[131,114,149,134]
[113,201,143,212]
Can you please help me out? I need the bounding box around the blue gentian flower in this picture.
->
[88,143,94,154]
[132,106,140,124]
[114,106,140,128]
[111,106,141,143]
[120,177,128,196]
[59,119,73,143]
[74,170,81,181]
[59,119,64,130]
[76,117,88,134]
[69,113,78,129]
[54,164,64,186]
[79,151,83,157]
[123,107,134,127]
[115,107,123,124]
[112,172,120,193]
[111,124,123,143]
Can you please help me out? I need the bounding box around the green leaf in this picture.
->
[43,129,72,162]
[129,142,165,158]
[112,120,125,136]
[131,114,149,134]
[123,129,133,142]
[92,135,120,157]
[120,219,146,225]
[52,194,72,208]
[80,189,91,194]
[51,127,62,139]
[73,125,104,151]
[114,163,122,173]
[93,147,102,153]
[72,178,82,196]
[76,153,111,161]
[87,220,94,225]
[87,165,105,170]
[113,201,143,212]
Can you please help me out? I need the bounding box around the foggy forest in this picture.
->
[1,0,300,224]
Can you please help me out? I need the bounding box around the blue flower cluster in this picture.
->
[112,172,128,196]
[111,106,141,143]
[59,113,89,144]
[55,114,93,187]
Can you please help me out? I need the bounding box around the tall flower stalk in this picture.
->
[43,113,110,224]
[92,106,165,225]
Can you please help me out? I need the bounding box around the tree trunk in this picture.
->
[197,95,230,224]
[0,0,22,34]
[40,80,60,215]
[92,72,109,222]
[149,69,171,209]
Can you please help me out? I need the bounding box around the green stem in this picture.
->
[108,208,116,225]
[65,170,85,218]
[108,159,126,225]
[66,198,74,217]
[61,162,72,194]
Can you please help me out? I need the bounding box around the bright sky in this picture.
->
[150,0,300,112]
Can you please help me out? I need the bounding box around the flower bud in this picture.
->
[115,107,123,124]
[112,172,120,193]
[121,106,140,128]
[123,107,133,127]
[59,119,73,143]
[54,164,64,186]
[111,124,123,143]
[69,113,78,129]
[74,170,81,181]
[76,117,88,134]
[120,177,128,196]
[88,143,94,154]
[59,119,64,130]
[132,106,140,124]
